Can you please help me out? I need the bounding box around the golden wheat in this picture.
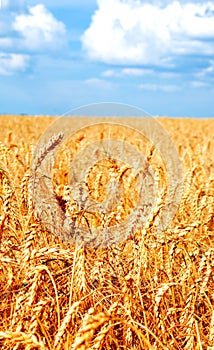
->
[0,115,213,349]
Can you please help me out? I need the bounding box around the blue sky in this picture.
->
[0,0,214,117]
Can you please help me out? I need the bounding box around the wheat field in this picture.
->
[0,115,214,350]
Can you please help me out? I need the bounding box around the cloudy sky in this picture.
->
[0,0,214,117]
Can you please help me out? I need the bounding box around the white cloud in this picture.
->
[82,0,214,65]
[102,68,153,77]
[102,67,179,78]
[139,83,180,92]
[121,68,154,76]
[102,69,118,77]
[12,4,66,50]
[189,81,210,88]
[0,38,13,48]
[28,0,96,8]
[0,53,29,75]
[0,0,9,9]
[195,60,214,77]
[85,77,113,89]
[0,4,66,75]
[0,0,25,11]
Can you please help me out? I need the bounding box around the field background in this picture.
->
[0,116,214,349]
